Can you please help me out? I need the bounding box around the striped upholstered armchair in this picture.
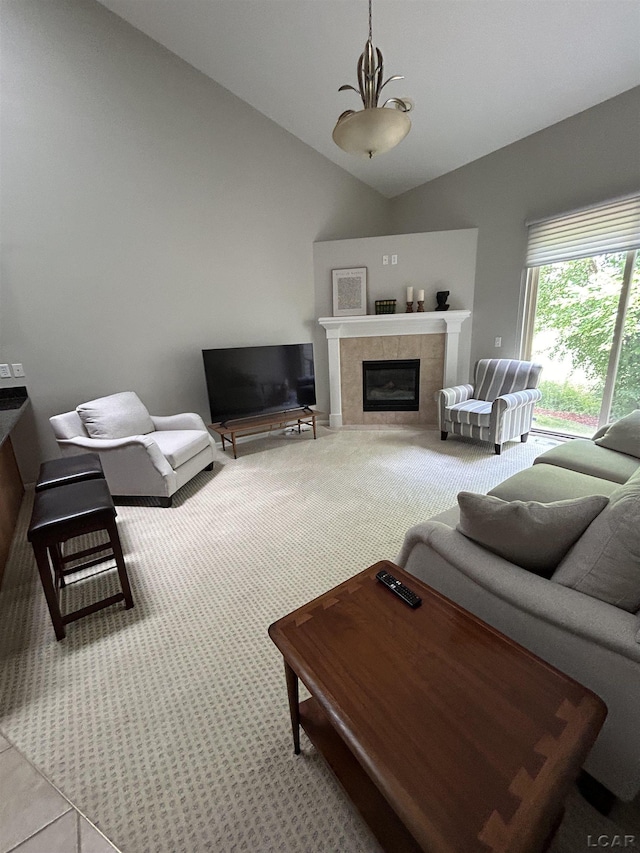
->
[438,359,543,455]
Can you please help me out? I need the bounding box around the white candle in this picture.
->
[406,286,413,302]
[418,289,424,301]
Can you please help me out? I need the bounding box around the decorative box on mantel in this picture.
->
[318,311,471,429]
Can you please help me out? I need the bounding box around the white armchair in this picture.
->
[50,392,216,506]
[438,359,543,454]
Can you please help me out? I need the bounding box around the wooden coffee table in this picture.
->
[268,561,607,853]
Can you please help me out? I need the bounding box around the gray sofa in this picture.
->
[397,421,640,801]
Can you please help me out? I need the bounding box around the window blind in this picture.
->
[525,194,640,267]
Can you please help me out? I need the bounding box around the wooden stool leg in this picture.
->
[52,542,66,588]
[106,517,134,609]
[32,540,66,640]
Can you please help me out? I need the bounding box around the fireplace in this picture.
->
[362,359,420,412]
[318,312,470,427]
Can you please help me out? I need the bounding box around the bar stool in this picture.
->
[35,453,107,591]
[28,479,134,640]
[36,453,104,492]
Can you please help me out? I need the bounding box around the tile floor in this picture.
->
[0,731,120,853]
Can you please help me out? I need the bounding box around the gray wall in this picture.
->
[312,229,478,411]
[390,86,640,374]
[0,0,391,480]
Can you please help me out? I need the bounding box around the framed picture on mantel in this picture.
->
[332,267,367,316]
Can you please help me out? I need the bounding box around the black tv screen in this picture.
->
[202,343,316,423]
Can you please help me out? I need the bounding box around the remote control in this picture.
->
[376,569,422,608]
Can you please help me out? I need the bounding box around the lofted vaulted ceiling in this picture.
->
[98,0,640,198]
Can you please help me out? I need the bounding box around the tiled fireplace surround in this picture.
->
[318,312,471,428]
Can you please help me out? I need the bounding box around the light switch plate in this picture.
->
[11,363,25,377]
[0,364,11,378]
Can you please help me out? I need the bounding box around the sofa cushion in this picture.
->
[77,392,154,439]
[428,506,461,527]
[594,410,640,459]
[151,430,211,469]
[488,464,619,503]
[534,438,640,484]
[553,470,640,612]
[456,491,608,577]
[445,400,492,427]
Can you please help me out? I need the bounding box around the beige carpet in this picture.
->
[0,427,636,852]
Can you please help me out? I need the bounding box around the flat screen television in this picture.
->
[202,343,316,424]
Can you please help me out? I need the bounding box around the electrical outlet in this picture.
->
[494,337,502,348]
[382,255,389,265]
[11,363,25,377]
[0,364,11,379]
[391,254,398,265]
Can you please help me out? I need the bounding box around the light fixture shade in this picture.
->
[333,107,411,158]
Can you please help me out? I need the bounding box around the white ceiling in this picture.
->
[98,0,640,198]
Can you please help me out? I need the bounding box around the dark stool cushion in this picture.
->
[36,453,104,492]
[28,479,115,540]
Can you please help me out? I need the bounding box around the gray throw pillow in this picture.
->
[594,410,640,458]
[457,491,609,577]
[553,476,640,612]
[77,391,155,439]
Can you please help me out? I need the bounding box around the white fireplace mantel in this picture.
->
[318,311,471,428]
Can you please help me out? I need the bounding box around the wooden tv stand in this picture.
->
[209,407,321,459]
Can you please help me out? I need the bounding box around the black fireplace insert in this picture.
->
[362,359,420,412]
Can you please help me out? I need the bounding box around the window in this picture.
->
[521,195,640,437]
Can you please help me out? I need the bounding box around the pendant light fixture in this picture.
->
[333,0,413,159]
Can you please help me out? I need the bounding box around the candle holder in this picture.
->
[416,300,425,312]
[405,301,414,313]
